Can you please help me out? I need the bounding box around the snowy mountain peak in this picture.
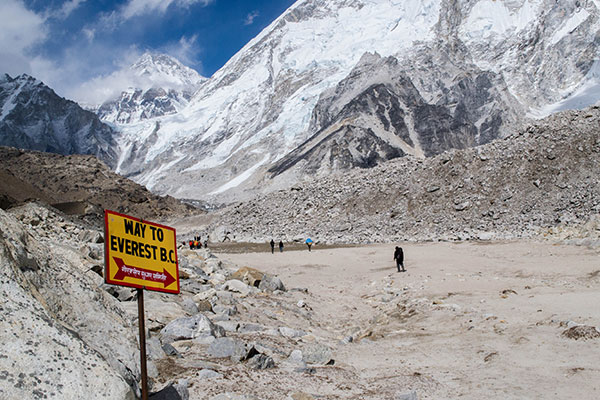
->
[96,53,206,124]
[129,52,206,89]
[1,73,43,88]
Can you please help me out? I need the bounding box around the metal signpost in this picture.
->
[104,210,180,400]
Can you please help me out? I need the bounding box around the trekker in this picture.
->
[279,240,284,252]
[305,238,313,252]
[189,240,194,250]
[270,239,275,254]
[394,246,405,272]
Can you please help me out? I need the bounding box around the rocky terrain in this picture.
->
[0,201,399,399]
[0,146,194,223]
[195,106,600,244]
[2,200,599,399]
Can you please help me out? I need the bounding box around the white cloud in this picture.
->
[244,10,260,26]
[121,0,214,20]
[0,0,208,107]
[0,0,47,76]
[83,27,95,41]
[161,35,201,67]
[55,0,87,19]
[65,48,145,105]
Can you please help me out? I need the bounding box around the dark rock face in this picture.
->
[0,74,118,167]
[270,51,524,177]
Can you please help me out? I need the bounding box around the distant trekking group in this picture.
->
[189,235,208,250]
[270,239,284,253]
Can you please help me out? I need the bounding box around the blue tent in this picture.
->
[305,238,313,244]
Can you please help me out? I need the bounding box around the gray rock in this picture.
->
[215,290,236,305]
[207,337,249,361]
[213,304,238,316]
[161,343,181,357]
[238,323,265,333]
[210,394,260,400]
[279,327,307,338]
[302,343,333,365]
[181,297,199,314]
[223,279,253,296]
[259,275,286,292]
[193,335,217,345]
[150,379,189,400]
[215,321,240,332]
[395,390,418,400]
[104,284,136,301]
[160,313,224,343]
[288,349,304,364]
[212,313,231,322]
[146,335,168,360]
[0,208,136,400]
[247,354,275,370]
[197,369,223,380]
[173,379,190,400]
[149,384,182,400]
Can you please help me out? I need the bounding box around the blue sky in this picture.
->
[0,0,296,102]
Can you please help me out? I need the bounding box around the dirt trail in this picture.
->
[217,241,600,399]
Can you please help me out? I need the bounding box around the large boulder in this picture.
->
[259,274,286,292]
[207,337,250,361]
[0,208,135,399]
[160,314,225,343]
[230,266,264,287]
[223,279,253,296]
[302,343,334,365]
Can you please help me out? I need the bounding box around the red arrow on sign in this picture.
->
[113,257,176,288]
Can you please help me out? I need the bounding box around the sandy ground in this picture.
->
[213,241,600,399]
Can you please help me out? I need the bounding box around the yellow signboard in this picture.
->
[104,210,179,294]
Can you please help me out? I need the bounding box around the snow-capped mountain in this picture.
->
[96,53,206,124]
[0,74,118,166]
[102,0,600,203]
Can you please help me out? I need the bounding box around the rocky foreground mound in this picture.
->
[3,202,391,399]
[201,107,600,244]
[0,146,195,222]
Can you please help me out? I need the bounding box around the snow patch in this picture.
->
[460,0,540,41]
[208,155,270,195]
[550,8,590,45]
[529,60,600,118]
[183,134,243,172]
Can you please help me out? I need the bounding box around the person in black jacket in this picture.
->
[270,239,275,254]
[394,246,405,272]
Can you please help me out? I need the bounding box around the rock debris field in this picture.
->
[1,201,600,399]
[193,107,600,245]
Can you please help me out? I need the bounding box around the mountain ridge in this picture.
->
[0,73,119,167]
[98,0,600,203]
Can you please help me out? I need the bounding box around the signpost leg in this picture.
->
[137,288,149,400]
